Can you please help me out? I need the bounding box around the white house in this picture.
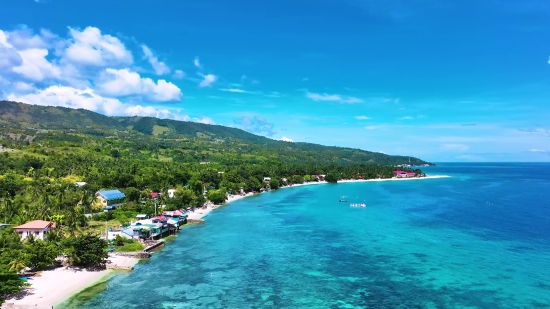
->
[13,220,55,240]
[168,188,177,198]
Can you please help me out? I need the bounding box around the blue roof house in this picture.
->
[96,189,126,210]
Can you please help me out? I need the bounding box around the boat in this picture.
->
[350,203,366,208]
[339,199,347,202]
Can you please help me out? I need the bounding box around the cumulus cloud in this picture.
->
[234,116,276,137]
[355,115,370,120]
[141,45,170,75]
[399,116,413,120]
[64,27,133,66]
[306,92,364,103]
[199,73,217,87]
[97,68,181,101]
[0,24,194,121]
[280,136,294,142]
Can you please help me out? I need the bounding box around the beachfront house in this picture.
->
[136,214,149,220]
[263,177,271,183]
[168,188,177,198]
[393,170,416,178]
[13,220,55,240]
[96,189,126,211]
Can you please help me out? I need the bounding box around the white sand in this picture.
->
[5,256,139,307]
[185,175,449,220]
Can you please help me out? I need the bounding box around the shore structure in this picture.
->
[5,174,448,307]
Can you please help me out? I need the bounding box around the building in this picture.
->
[13,220,55,240]
[393,170,416,178]
[75,182,87,187]
[96,189,126,211]
[168,188,177,198]
[263,177,271,182]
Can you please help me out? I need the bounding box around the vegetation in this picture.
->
[0,101,427,302]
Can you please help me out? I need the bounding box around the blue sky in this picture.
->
[1,0,549,162]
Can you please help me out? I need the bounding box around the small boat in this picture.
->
[350,203,366,208]
[339,199,347,202]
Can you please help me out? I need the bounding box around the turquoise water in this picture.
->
[72,163,550,308]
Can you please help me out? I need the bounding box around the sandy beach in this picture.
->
[4,255,139,308]
[186,175,449,220]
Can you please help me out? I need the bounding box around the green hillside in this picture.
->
[0,101,431,166]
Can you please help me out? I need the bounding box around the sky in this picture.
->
[0,0,549,162]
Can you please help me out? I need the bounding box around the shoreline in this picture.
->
[6,175,449,307]
[4,255,140,308]
[187,175,450,220]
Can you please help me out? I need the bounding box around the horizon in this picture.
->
[1,0,549,162]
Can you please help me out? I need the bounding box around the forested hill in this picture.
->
[0,101,431,166]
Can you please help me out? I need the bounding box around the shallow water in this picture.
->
[69,163,550,308]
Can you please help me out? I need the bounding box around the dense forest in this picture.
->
[0,101,428,303]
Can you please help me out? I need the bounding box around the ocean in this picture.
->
[65,163,550,309]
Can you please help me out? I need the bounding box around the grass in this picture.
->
[152,125,170,136]
[86,220,122,236]
[164,235,177,242]
[115,242,144,252]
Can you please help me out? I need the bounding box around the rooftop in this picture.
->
[13,220,55,230]
[97,189,126,201]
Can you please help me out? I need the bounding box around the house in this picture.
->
[150,192,160,199]
[263,177,271,182]
[96,189,126,211]
[13,220,55,240]
[75,182,87,187]
[318,175,326,181]
[393,170,416,178]
[136,214,149,220]
[168,188,177,198]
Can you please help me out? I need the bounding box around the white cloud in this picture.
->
[199,73,216,87]
[280,136,294,142]
[97,68,181,102]
[64,26,133,66]
[12,48,61,81]
[355,115,371,120]
[141,45,170,75]
[399,116,413,120]
[173,70,185,79]
[192,116,215,125]
[194,57,202,69]
[306,92,364,103]
[441,144,469,151]
[529,149,547,153]
[219,88,248,93]
[2,25,185,109]
[365,126,381,130]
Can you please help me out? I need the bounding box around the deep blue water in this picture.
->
[69,163,550,308]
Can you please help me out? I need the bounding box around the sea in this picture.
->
[64,163,550,309]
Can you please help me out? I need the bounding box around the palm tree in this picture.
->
[9,254,27,272]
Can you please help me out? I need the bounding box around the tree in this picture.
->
[175,187,197,207]
[0,265,27,305]
[110,149,120,159]
[24,239,59,270]
[325,173,339,183]
[207,189,227,204]
[62,234,107,267]
[269,178,280,189]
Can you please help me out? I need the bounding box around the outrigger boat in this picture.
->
[339,196,348,202]
[350,203,366,208]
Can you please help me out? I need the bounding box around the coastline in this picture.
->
[4,256,139,308]
[187,175,450,220]
[6,175,448,307]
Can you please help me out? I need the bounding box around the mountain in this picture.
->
[0,101,432,166]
